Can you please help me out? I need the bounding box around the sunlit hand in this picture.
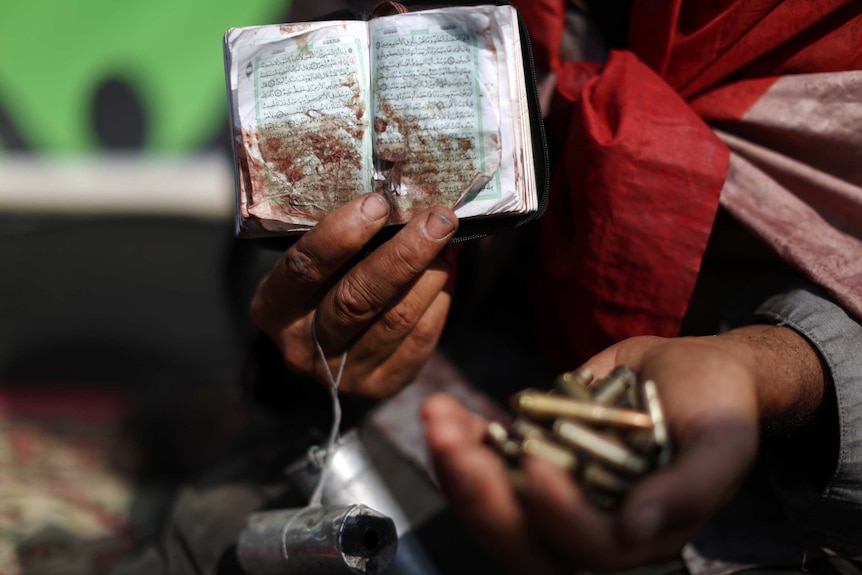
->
[422,326,825,574]
[251,192,458,398]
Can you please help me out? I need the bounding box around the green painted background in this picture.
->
[0,0,290,153]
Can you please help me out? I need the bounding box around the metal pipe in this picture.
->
[285,429,441,575]
[237,504,398,575]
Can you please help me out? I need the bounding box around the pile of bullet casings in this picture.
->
[484,365,672,511]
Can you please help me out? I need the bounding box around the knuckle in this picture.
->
[281,244,325,285]
[331,278,379,323]
[408,316,441,350]
[379,302,420,335]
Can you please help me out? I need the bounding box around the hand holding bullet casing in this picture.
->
[483,365,673,510]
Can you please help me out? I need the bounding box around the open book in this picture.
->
[224,3,539,238]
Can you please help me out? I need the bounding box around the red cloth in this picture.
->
[511,0,862,366]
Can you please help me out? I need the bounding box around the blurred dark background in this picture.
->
[0,0,306,571]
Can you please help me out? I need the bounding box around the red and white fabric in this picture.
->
[512,0,862,365]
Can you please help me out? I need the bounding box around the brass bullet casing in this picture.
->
[554,366,594,401]
[641,379,673,468]
[552,419,649,475]
[510,391,654,430]
[486,420,510,445]
[488,418,577,471]
[627,382,644,411]
[590,365,637,406]
[484,420,522,461]
[581,460,634,493]
[622,427,659,456]
[509,417,550,441]
[521,437,578,471]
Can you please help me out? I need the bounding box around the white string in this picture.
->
[307,311,348,508]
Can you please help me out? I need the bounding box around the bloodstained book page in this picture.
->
[369,6,505,223]
[227,21,373,236]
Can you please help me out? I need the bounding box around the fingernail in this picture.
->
[426,211,455,240]
[629,504,663,544]
[362,194,389,222]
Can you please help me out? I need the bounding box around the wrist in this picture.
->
[712,324,827,435]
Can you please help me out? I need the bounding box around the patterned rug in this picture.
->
[0,386,137,575]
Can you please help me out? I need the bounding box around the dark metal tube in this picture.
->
[285,429,442,575]
[237,503,398,575]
